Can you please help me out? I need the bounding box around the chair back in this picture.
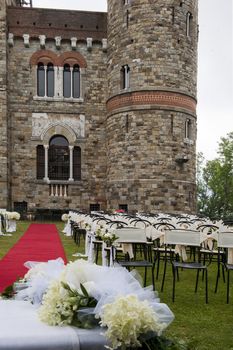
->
[115,228,147,243]
[217,231,233,248]
[164,229,201,246]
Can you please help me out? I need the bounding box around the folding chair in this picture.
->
[114,228,155,290]
[163,229,209,303]
[215,231,233,303]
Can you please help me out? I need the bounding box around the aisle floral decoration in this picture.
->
[6,211,20,220]
[95,227,118,246]
[61,213,69,222]
[11,258,177,350]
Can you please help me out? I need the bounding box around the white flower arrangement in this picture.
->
[84,223,91,231]
[8,259,174,349]
[98,294,166,349]
[35,259,174,349]
[95,228,118,246]
[6,211,20,220]
[61,213,69,222]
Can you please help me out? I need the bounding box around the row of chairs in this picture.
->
[68,216,233,303]
[114,228,233,304]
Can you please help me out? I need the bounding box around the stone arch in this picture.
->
[41,123,77,145]
[30,50,59,66]
[58,51,87,68]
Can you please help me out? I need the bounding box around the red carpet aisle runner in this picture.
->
[0,223,67,292]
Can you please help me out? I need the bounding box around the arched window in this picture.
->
[63,63,81,98]
[73,64,80,98]
[73,146,81,180]
[63,64,71,98]
[48,135,69,180]
[186,12,193,37]
[121,64,130,90]
[37,63,45,97]
[47,63,54,97]
[36,145,45,179]
[37,62,54,97]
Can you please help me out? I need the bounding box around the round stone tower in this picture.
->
[106,0,198,214]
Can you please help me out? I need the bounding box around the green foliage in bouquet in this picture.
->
[60,282,98,328]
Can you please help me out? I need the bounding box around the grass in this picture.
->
[1,220,233,349]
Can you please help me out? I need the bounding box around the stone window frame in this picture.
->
[63,62,81,99]
[37,62,55,98]
[184,118,193,144]
[36,124,82,183]
[30,50,87,103]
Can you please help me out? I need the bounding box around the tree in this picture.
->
[196,132,233,220]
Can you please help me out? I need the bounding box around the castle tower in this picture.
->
[0,0,9,208]
[106,0,198,213]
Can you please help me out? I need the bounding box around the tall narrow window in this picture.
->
[125,114,129,133]
[73,64,80,98]
[185,118,192,139]
[63,64,71,98]
[186,12,193,37]
[126,9,129,28]
[73,146,81,180]
[48,135,69,180]
[36,145,45,179]
[170,114,174,135]
[121,65,130,90]
[37,63,45,97]
[47,63,54,97]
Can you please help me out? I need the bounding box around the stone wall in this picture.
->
[1,1,198,214]
[0,0,9,208]
[6,22,108,211]
[106,0,198,213]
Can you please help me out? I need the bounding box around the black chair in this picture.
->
[113,228,155,291]
[163,229,209,303]
[214,231,233,303]
[151,223,176,284]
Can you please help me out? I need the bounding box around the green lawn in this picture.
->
[1,221,233,350]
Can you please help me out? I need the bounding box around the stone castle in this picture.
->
[0,0,198,216]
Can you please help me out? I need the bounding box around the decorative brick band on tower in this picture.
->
[107,91,197,114]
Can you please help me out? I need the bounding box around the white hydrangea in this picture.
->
[38,280,73,326]
[99,294,167,349]
[60,259,89,291]
[6,211,20,220]
[61,213,69,222]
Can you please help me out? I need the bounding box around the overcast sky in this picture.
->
[33,0,233,161]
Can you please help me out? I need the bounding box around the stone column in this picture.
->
[70,67,73,98]
[44,66,47,97]
[69,145,74,181]
[57,66,63,98]
[43,145,49,181]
